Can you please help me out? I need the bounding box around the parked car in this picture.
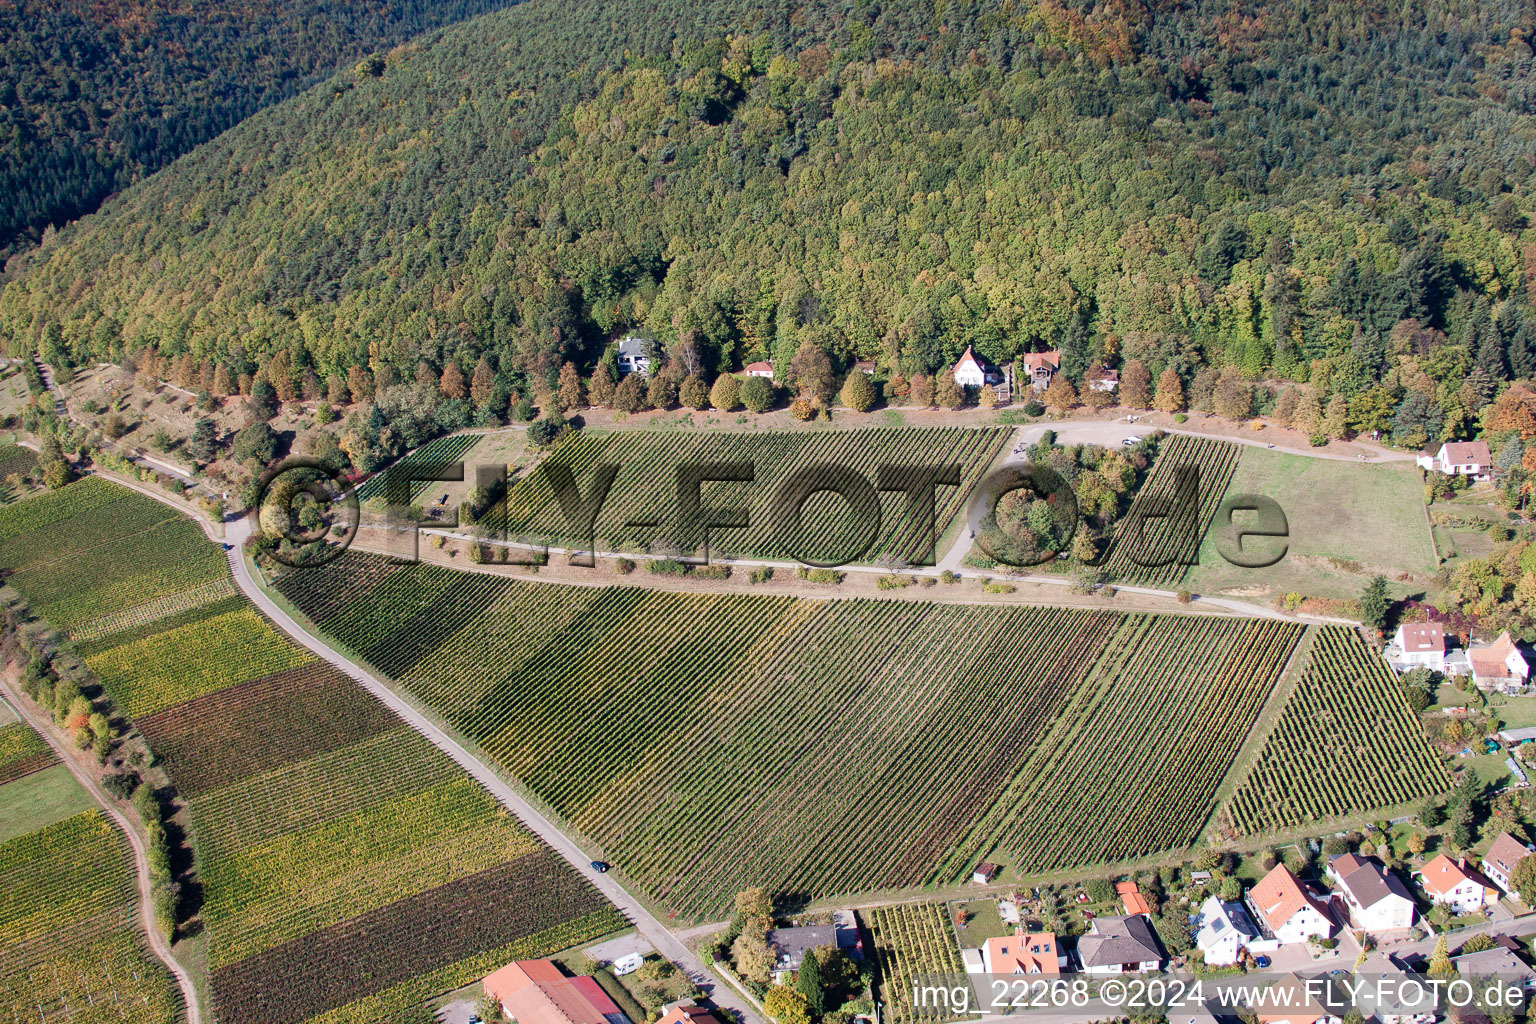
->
[1121,436,1142,447]
[590,860,610,873]
[1254,955,1271,969]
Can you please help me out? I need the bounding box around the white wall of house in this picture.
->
[1271,906,1333,945]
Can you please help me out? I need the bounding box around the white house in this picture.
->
[743,360,774,379]
[1249,864,1335,944]
[1389,622,1448,674]
[1354,954,1434,1024]
[953,346,1003,390]
[1193,896,1258,966]
[1415,854,1499,914]
[616,336,654,377]
[1469,631,1530,692]
[1074,915,1163,975]
[1483,832,1534,896]
[1416,440,1493,480]
[1087,366,1120,392]
[984,932,1065,975]
[1326,853,1416,932]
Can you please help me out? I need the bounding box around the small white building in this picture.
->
[743,360,774,379]
[953,346,1003,390]
[1326,853,1416,932]
[1415,854,1499,915]
[1470,631,1530,692]
[1416,440,1493,480]
[1087,366,1120,392]
[616,336,655,377]
[1483,832,1534,896]
[1193,896,1258,966]
[1389,622,1448,674]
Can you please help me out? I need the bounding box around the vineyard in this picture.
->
[498,427,1010,564]
[0,720,53,786]
[865,903,965,1024]
[278,552,1302,919]
[1100,435,1243,586]
[0,811,184,1023]
[0,477,626,1023]
[0,444,36,503]
[356,433,483,501]
[1225,626,1450,833]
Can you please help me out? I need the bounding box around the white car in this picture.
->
[1121,436,1142,446]
[612,953,645,976]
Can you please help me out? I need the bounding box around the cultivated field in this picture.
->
[865,903,965,1024]
[0,719,54,786]
[356,432,483,502]
[1224,626,1450,834]
[0,479,625,1024]
[1100,435,1242,586]
[497,427,1010,564]
[278,552,1304,918]
[0,745,183,1023]
[1184,448,1436,601]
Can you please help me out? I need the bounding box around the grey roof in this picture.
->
[767,925,856,969]
[1449,949,1536,983]
[1499,727,1536,743]
[1195,896,1258,947]
[1077,915,1163,969]
[617,336,652,356]
[1333,856,1414,909]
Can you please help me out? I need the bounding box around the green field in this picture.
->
[278,551,1309,918]
[0,763,94,843]
[1101,435,1243,586]
[866,903,965,1024]
[0,477,625,1024]
[1185,449,1436,601]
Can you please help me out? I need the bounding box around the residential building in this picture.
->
[1248,864,1335,944]
[484,960,633,1024]
[984,932,1065,975]
[851,359,877,376]
[767,919,861,972]
[1416,440,1493,480]
[743,360,774,378]
[1483,833,1534,896]
[1352,955,1432,1024]
[616,336,655,377]
[1193,896,1258,967]
[1469,631,1530,692]
[1117,881,1152,917]
[1389,622,1448,674]
[1415,854,1499,914]
[1326,854,1416,932]
[1075,915,1163,975]
[1022,350,1061,389]
[656,1003,727,1024]
[1254,973,1340,1024]
[953,346,1003,390]
[1087,366,1120,392]
[1448,948,1536,992]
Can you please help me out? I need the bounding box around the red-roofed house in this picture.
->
[484,960,634,1024]
[953,346,1003,390]
[1117,881,1152,917]
[1391,622,1448,673]
[1414,854,1499,914]
[1469,632,1530,692]
[1023,350,1062,389]
[983,932,1065,975]
[1417,441,1493,480]
[1248,864,1335,944]
[1483,833,1534,897]
[1087,366,1120,393]
[656,1003,727,1024]
[744,361,774,378]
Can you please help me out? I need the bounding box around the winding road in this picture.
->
[0,682,203,1024]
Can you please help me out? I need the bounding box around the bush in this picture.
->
[1023,399,1045,417]
[749,566,775,583]
[615,557,636,574]
[841,372,877,413]
[740,376,776,413]
[647,558,688,575]
[1173,413,1188,423]
[918,575,936,587]
[877,575,915,590]
[984,581,1017,594]
[1176,590,1192,604]
[796,567,844,584]
[939,570,959,584]
[790,398,815,421]
[710,374,742,412]
[691,564,731,580]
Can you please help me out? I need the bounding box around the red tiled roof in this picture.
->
[1250,864,1330,932]
[1442,440,1491,466]
[1023,350,1061,371]
[484,960,622,1024]
[1399,622,1445,653]
[986,933,1060,975]
[657,1004,727,1024]
[1418,854,1497,898]
[1486,833,1533,881]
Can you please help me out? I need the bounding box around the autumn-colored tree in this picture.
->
[175,352,196,389]
[471,357,496,407]
[1488,386,1536,439]
[1120,359,1151,408]
[646,373,677,410]
[415,360,437,387]
[558,361,585,410]
[1272,385,1299,427]
[1153,368,1185,413]
[679,374,710,410]
[909,374,934,407]
[1081,373,1113,411]
[440,361,467,400]
[1212,368,1253,421]
[710,373,741,412]
[199,358,216,394]
[1292,386,1323,436]
[588,364,616,407]
[237,372,254,396]
[887,371,910,398]
[613,374,646,413]
[763,987,813,1024]
[841,372,876,412]
[213,363,235,397]
[326,373,349,405]
[789,340,836,406]
[269,350,296,402]
[347,365,372,404]
[935,369,964,409]
[790,398,815,420]
[301,367,323,401]
[1323,393,1349,438]
[1043,376,1077,411]
[977,384,999,409]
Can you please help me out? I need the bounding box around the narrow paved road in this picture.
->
[0,682,203,1024]
[220,519,764,1024]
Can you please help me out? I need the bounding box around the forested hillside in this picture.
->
[0,0,524,258]
[4,0,1536,449]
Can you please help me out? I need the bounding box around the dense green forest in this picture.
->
[0,0,524,257]
[4,0,1536,449]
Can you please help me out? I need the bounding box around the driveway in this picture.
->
[587,933,656,965]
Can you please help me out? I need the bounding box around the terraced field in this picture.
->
[0,479,624,1024]
[498,427,1010,564]
[278,551,1304,918]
